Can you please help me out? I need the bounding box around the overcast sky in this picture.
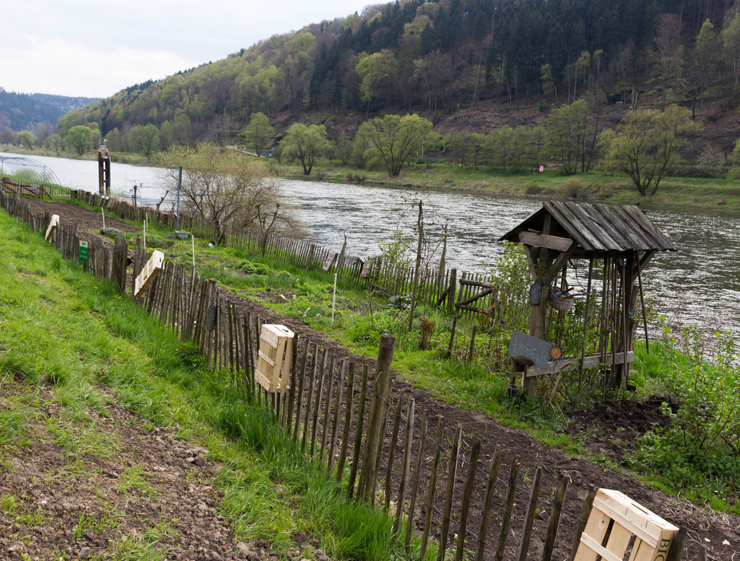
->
[1,0,374,99]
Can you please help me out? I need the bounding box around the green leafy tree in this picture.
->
[721,11,740,93]
[544,100,589,175]
[65,125,93,156]
[17,130,34,150]
[336,132,353,164]
[695,19,718,107]
[0,129,17,145]
[242,112,274,156]
[598,105,699,197]
[282,123,328,175]
[49,133,64,156]
[356,114,433,177]
[129,124,161,159]
[356,50,399,109]
[540,63,556,98]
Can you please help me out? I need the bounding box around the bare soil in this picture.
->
[15,199,739,560]
[0,385,319,560]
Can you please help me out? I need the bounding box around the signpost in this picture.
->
[79,240,89,263]
[507,330,552,370]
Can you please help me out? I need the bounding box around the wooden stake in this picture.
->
[495,459,520,561]
[474,445,502,561]
[436,426,462,561]
[404,412,428,553]
[393,398,415,535]
[541,475,568,561]
[420,417,444,561]
[347,364,368,499]
[516,467,542,561]
[336,361,355,483]
[454,439,481,561]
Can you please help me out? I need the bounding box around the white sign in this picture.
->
[539,166,544,173]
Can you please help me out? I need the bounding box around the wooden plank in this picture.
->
[525,352,635,377]
[404,411,427,553]
[319,355,336,460]
[474,445,502,561]
[346,364,368,499]
[420,417,444,561]
[620,205,675,250]
[393,398,415,534]
[436,426,462,561]
[564,202,624,252]
[384,391,407,511]
[590,204,650,251]
[519,231,573,252]
[134,250,164,298]
[310,348,327,457]
[494,459,520,561]
[579,204,633,249]
[543,202,594,250]
[516,467,542,561]
[327,358,345,474]
[569,485,595,561]
[45,214,59,242]
[336,361,355,483]
[541,475,568,561]
[454,439,481,561]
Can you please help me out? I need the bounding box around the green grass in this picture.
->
[0,208,415,560]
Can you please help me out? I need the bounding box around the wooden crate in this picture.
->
[255,324,294,393]
[134,250,164,298]
[574,489,678,561]
[45,214,59,242]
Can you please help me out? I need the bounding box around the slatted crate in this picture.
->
[574,489,678,561]
[255,324,294,392]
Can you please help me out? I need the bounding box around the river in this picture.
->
[5,152,740,334]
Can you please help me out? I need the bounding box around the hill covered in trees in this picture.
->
[56,0,740,153]
[0,90,99,136]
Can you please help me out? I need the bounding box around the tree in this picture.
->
[0,129,17,145]
[356,114,433,177]
[282,123,328,175]
[48,133,64,156]
[17,131,34,150]
[655,13,685,100]
[598,105,699,197]
[242,112,274,156]
[540,64,556,98]
[157,143,300,245]
[129,124,160,159]
[544,100,589,175]
[65,126,93,155]
[721,11,740,93]
[695,19,718,106]
[356,50,399,109]
[36,121,53,144]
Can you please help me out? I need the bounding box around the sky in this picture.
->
[0,0,374,99]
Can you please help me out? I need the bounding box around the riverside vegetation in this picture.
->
[59,194,740,516]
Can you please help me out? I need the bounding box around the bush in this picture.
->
[524,183,543,195]
[563,176,585,198]
[628,323,740,489]
[240,260,270,275]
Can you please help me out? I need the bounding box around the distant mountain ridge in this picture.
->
[58,0,740,147]
[0,91,100,133]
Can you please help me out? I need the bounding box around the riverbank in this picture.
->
[0,144,152,166]
[278,161,740,214]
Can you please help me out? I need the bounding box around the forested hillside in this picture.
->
[54,0,740,150]
[0,90,98,135]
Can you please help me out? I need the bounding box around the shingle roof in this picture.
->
[499,201,675,252]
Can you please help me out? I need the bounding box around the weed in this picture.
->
[118,465,160,501]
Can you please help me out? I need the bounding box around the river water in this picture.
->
[5,152,740,333]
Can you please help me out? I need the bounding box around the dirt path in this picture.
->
[21,199,739,559]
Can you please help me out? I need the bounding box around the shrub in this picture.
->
[240,260,270,275]
[524,183,543,195]
[563,176,585,198]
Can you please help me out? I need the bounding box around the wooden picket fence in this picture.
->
[0,190,706,561]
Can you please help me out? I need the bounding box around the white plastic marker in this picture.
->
[331,273,337,327]
[101,207,106,229]
[143,215,147,251]
[192,233,195,267]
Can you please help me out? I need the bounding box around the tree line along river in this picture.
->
[5,152,740,337]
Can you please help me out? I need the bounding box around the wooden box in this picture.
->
[574,489,678,561]
[134,250,164,298]
[45,214,59,242]
[255,324,294,393]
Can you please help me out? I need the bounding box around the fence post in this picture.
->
[436,426,462,561]
[420,417,444,561]
[347,364,369,499]
[495,459,520,561]
[336,361,356,483]
[541,475,569,561]
[454,439,481,561]
[447,268,457,313]
[568,485,595,561]
[358,333,395,502]
[516,467,543,561]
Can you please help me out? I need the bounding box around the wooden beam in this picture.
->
[525,352,635,377]
[521,244,537,281]
[518,231,573,253]
[543,246,576,286]
[45,214,59,242]
[134,250,165,298]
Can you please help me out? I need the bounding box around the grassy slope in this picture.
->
[0,209,419,561]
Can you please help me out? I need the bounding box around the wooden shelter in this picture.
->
[499,201,675,394]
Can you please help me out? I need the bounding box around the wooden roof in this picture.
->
[499,201,675,253]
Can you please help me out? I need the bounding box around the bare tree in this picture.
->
[158,143,301,245]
